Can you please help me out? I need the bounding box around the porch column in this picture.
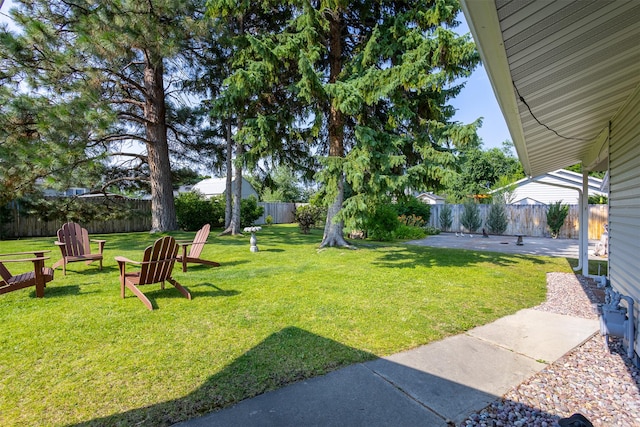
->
[581,170,590,276]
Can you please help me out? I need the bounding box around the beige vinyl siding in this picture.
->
[608,84,640,343]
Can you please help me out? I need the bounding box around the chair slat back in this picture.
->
[139,236,178,285]
[0,262,12,283]
[188,224,211,258]
[58,222,91,257]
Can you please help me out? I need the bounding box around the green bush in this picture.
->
[423,226,441,235]
[240,196,264,227]
[175,191,214,231]
[546,201,569,238]
[398,214,425,227]
[365,204,399,241]
[460,201,482,233]
[295,205,324,234]
[209,195,225,227]
[393,224,427,240]
[439,204,453,231]
[486,202,508,235]
[396,197,431,222]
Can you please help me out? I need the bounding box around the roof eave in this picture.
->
[461,0,531,176]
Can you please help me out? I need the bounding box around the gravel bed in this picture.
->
[459,273,640,427]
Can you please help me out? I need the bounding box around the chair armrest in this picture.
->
[114,256,139,265]
[0,251,51,258]
[92,239,106,254]
[0,256,50,263]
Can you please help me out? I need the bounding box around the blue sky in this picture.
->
[450,15,511,150]
[0,3,510,150]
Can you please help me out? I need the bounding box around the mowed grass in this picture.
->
[0,224,573,426]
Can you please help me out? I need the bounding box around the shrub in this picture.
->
[393,224,427,240]
[240,196,264,227]
[365,204,399,241]
[209,195,225,227]
[265,215,273,226]
[546,201,569,238]
[460,201,482,233]
[439,204,453,231]
[174,191,214,231]
[423,226,441,236]
[398,214,426,227]
[486,202,508,235]
[396,197,431,222]
[295,204,324,234]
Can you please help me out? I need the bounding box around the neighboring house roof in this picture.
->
[416,192,446,204]
[492,169,605,205]
[461,1,640,178]
[192,177,259,200]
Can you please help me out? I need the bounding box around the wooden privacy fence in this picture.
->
[1,200,301,238]
[2,198,608,240]
[2,199,153,238]
[427,204,608,240]
[256,202,301,225]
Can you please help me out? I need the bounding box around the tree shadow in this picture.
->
[31,284,82,298]
[372,244,547,270]
[65,326,599,427]
[188,282,240,299]
[66,327,376,426]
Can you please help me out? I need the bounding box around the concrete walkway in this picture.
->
[175,310,598,426]
[406,233,605,259]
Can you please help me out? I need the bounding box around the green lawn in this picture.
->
[0,224,572,426]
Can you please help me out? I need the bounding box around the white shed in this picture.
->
[192,177,259,200]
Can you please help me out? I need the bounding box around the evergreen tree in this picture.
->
[486,201,508,235]
[206,2,313,234]
[207,0,481,247]
[546,201,569,239]
[460,201,482,233]
[439,204,453,232]
[0,0,210,231]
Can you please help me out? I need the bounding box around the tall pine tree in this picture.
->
[208,0,480,247]
[0,0,210,231]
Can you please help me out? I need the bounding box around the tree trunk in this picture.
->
[320,10,350,248]
[144,54,177,232]
[220,124,242,236]
[224,118,233,228]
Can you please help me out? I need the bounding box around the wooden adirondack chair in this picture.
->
[53,222,106,275]
[177,224,220,272]
[115,236,191,310]
[0,251,54,298]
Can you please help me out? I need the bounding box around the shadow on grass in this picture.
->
[121,282,239,309]
[67,327,376,426]
[64,326,599,427]
[372,244,548,269]
[189,283,240,299]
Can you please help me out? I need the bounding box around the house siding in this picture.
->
[511,182,583,205]
[608,84,640,354]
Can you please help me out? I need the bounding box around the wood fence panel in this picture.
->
[2,199,152,238]
[3,199,608,240]
[257,202,299,225]
[428,204,607,240]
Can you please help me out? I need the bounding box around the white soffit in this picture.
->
[462,0,640,177]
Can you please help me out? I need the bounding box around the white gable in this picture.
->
[495,169,605,205]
